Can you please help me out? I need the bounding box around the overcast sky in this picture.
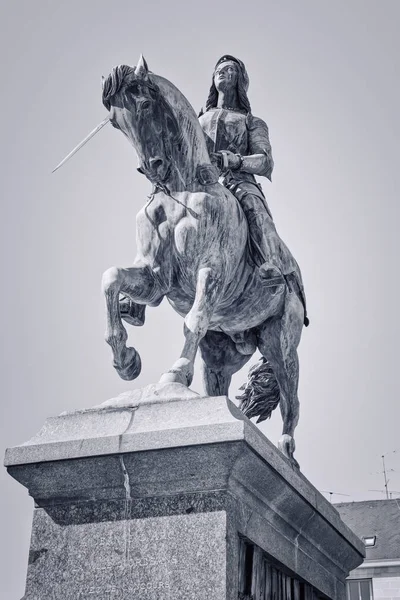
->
[1,1,399,597]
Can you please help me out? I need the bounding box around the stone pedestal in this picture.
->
[5,384,364,600]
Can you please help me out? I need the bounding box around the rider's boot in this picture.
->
[257,236,285,286]
[245,211,286,286]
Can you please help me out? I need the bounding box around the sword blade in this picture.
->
[52,116,110,173]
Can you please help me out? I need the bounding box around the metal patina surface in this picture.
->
[98,55,306,466]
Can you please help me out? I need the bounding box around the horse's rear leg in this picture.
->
[199,330,252,396]
[257,292,303,467]
[102,265,162,380]
[277,349,300,466]
[160,267,223,386]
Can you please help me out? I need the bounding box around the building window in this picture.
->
[347,579,373,600]
[363,536,377,548]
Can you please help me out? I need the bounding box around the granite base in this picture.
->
[5,383,364,600]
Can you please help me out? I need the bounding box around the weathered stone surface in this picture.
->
[5,388,364,599]
[25,493,229,600]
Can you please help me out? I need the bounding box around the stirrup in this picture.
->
[119,296,146,326]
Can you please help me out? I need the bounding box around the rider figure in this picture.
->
[121,55,308,327]
[199,55,283,284]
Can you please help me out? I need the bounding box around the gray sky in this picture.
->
[1,0,399,597]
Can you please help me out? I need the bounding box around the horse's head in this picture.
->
[102,56,208,187]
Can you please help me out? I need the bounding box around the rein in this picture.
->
[144,80,219,192]
[149,163,219,197]
[106,69,219,204]
[146,163,219,223]
[147,183,199,219]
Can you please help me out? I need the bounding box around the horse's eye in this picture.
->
[141,100,151,110]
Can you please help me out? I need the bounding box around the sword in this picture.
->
[52,116,110,173]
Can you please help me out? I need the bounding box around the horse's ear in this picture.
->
[135,54,149,79]
[101,75,105,90]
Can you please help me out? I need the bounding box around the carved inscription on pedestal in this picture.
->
[53,511,227,600]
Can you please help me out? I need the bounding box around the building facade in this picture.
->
[336,500,400,600]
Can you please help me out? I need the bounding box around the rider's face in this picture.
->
[214,61,238,92]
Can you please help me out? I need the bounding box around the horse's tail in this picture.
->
[236,357,280,422]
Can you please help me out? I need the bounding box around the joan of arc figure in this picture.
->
[199,55,285,284]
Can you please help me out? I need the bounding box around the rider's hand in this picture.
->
[210,151,241,172]
[224,151,242,170]
[210,152,223,171]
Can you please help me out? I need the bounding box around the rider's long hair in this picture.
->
[204,55,251,114]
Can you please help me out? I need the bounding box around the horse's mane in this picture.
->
[102,65,209,165]
[102,65,136,111]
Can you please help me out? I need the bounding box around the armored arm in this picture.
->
[211,115,274,180]
[245,115,274,179]
[239,152,271,176]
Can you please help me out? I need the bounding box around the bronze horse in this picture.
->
[101,56,305,466]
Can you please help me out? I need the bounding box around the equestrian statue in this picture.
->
[56,54,309,467]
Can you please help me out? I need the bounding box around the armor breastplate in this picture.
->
[200,109,249,156]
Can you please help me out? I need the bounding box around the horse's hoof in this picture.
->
[159,370,191,386]
[159,371,186,385]
[114,347,141,381]
[159,358,193,386]
[278,434,300,469]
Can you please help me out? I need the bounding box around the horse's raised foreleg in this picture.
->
[257,291,303,467]
[160,267,223,386]
[102,264,162,380]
